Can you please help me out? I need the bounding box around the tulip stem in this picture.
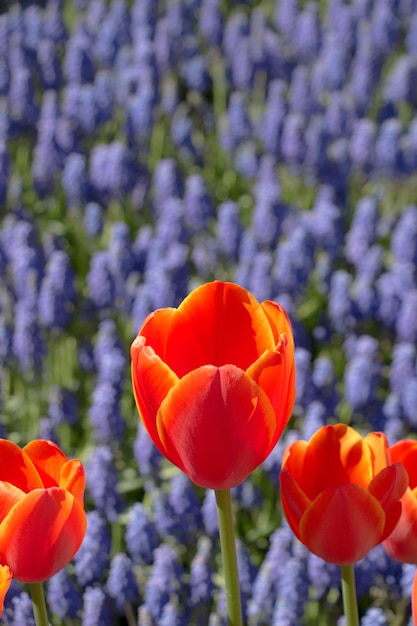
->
[215,489,243,626]
[341,564,360,626]
[28,582,49,626]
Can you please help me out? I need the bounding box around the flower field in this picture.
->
[1,0,417,624]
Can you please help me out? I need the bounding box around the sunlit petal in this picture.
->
[246,346,295,438]
[261,300,295,352]
[59,459,86,505]
[365,432,390,476]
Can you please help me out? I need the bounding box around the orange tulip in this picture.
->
[383,439,417,564]
[0,439,87,615]
[280,424,408,565]
[131,280,296,489]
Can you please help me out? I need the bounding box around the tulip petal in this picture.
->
[163,282,277,376]
[0,488,86,582]
[279,468,311,541]
[380,500,403,543]
[157,364,277,489]
[280,439,309,477]
[0,482,25,523]
[131,336,179,453]
[297,424,374,500]
[261,300,295,352]
[0,440,43,492]
[23,440,69,488]
[59,460,86,505]
[383,488,417,563]
[282,356,296,429]
[136,308,177,361]
[0,565,12,617]
[364,432,390,475]
[299,483,385,565]
[390,440,417,489]
[247,343,295,437]
[368,462,409,513]
[137,306,204,377]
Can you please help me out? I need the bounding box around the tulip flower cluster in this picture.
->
[131,280,417,626]
[5,280,417,626]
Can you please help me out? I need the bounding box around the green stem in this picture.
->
[341,564,360,626]
[28,582,49,626]
[215,489,243,626]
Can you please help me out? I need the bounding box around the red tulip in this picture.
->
[0,439,87,614]
[383,439,417,564]
[280,423,408,565]
[131,280,296,489]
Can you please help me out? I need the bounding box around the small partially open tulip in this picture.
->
[131,280,296,489]
[280,424,408,565]
[0,439,87,615]
[383,439,417,564]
